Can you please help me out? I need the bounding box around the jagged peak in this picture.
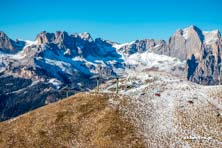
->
[36,31,53,37]
[71,33,79,38]
[103,39,117,45]
[94,38,117,48]
[35,31,55,44]
[181,25,201,32]
[0,31,10,39]
[55,31,69,36]
[39,31,55,36]
[175,25,204,41]
[35,31,54,38]
[112,41,135,49]
[54,31,70,42]
[203,29,221,44]
[79,32,93,42]
[175,25,221,44]
[0,31,25,53]
[95,37,111,44]
[203,29,220,36]
[186,25,199,30]
[94,37,106,44]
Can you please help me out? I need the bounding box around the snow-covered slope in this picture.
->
[122,51,185,75]
[112,41,135,50]
[99,70,222,147]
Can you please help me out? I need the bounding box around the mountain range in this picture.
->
[0,25,221,121]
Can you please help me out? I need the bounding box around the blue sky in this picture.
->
[0,0,221,43]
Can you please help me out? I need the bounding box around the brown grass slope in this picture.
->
[0,93,145,148]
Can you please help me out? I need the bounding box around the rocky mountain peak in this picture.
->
[203,29,221,45]
[55,31,69,41]
[0,31,8,38]
[54,31,72,45]
[95,38,113,46]
[117,39,167,56]
[35,31,75,49]
[35,31,55,44]
[0,31,23,53]
[168,25,204,61]
[188,25,200,30]
[79,32,93,42]
[174,25,204,42]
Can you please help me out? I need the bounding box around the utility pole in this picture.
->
[66,89,69,98]
[63,86,69,98]
[90,74,101,93]
[96,77,100,93]
[183,65,188,80]
[219,65,222,85]
[219,63,222,85]
[116,77,119,94]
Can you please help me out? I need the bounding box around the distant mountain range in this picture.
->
[0,25,221,121]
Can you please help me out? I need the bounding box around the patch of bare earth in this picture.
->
[0,93,145,148]
[175,98,222,147]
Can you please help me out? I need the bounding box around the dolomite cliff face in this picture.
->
[168,25,222,84]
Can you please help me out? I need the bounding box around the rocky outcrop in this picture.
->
[168,25,204,61]
[169,26,222,85]
[191,37,222,85]
[118,39,167,55]
[35,31,55,44]
[35,31,101,58]
[78,32,93,42]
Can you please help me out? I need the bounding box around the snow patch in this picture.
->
[182,28,190,40]
[203,30,219,44]
[124,51,186,73]
[24,40,37,48]
[112,41,135,49]
[48,78,62,89]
